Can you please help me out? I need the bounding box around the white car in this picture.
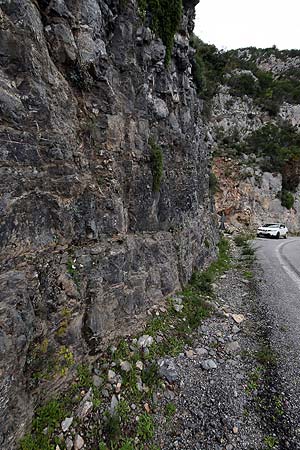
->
[257,223,288,239]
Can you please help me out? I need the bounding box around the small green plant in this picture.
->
[234,233,251,247]
[119,439,135,450]
[264,435,279,449]
[204,238,210,249]
[137,413,154,441]
[243,270,253,279]
[103,412,121,444]
[255,345,277,366]
[165,402,176,420]
[241,244,255,257]
[245,367,262,394]
[99,442,108,450]
[116,400,131,422]
[274,395,284,417]
[77,363,92,387]
[54,346,75,376]
[149,139,163,192]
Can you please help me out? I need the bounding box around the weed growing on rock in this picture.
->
[263,435,279,449]
[20,400,68,450]
[137,413,154,441]
[149,138,163,192]
[255,345,277,367]
[138,0,183,65]
[165,402,176,420]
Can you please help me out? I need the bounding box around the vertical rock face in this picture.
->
[0,0,216,446]
[207,48,300,231]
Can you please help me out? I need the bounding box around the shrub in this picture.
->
[280,190,294,209]
[228,73,258,97]
[190,35,227,100]
[237,123,300,193]
[149,139,163,192]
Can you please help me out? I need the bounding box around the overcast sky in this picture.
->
[194,0,300,51]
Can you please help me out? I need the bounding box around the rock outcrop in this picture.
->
[207,48,300,231]
[0,0,217,447]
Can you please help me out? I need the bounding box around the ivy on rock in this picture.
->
[138,0,183,65]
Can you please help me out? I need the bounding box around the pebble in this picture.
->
[74,434,84,450]
[144,403,150,413]
[66,437,73,450]
[225,341,240,353]
[201,359,217,370]
[136,360,144,370]
[195,347,208,356]
[158,358,179,382]
[232,314,245,324]
[79,401,93,418]
[185,349,194,358]
[61,417,73,432]
[107,369,117,383]
[102,388,109,398]
[120,361,132,372]
[233,426,239,434]
[110,394,118,413]
[174,303,184,312]
[232,325,240,334]
[137,335,153,348]
[92,375,103,387]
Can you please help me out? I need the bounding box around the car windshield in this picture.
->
[262,223,280,228]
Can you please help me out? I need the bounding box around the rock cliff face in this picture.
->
[0,0,217,446]
[207,48,300,231]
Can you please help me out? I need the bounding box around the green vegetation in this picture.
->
[235,123,300,206]
[21,239,231,450]
[149,139,163,192]
[66,257,80,287]
[137,414,154,441]
[255,345,277,366]
[138,0,183,65]
[190,35,227,101]
[165,402,176,420]
[209,172,219,196]
[280,190,294,209]
[224,47,300,115]
[190,42,300,120]
[234,233,254,247]
[264,435,279,449]
[20,400,68,450]
[243,270,253,279]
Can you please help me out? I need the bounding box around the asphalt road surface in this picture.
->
[255,237,300,448]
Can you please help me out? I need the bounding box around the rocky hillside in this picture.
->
[192,42,300,231]
[0,1,218,447]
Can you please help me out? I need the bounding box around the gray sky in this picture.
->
[194,0,300,50]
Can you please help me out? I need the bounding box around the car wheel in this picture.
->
[284,233,288,239]
[276,232,280,239]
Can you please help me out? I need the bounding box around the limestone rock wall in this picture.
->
[213,156,300,232]
[0,0,217,446]
[208,51,300,232]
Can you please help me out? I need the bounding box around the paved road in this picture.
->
[255,237,300,448]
